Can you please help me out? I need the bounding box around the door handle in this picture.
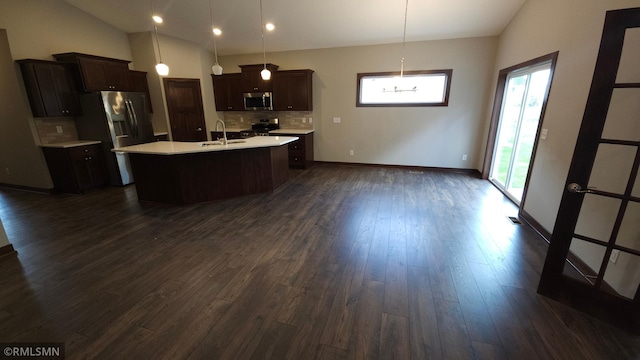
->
[196,127,203,131]
[567,183,596,194]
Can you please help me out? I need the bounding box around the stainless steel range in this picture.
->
[246,118,279,136]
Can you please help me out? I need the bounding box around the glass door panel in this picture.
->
[490,63,552,204]
[616,28,640,83]
[615,202,640,252]
[588,144,636,193]
[491,74,527,188]
[602,88,640,142]
[604,252,640,300]
[574,194,621,242]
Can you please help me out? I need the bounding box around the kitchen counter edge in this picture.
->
[112,136,298,155]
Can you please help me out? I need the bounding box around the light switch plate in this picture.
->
[540,128,548,140]
[56,126,63,134]
[333,117,341,123]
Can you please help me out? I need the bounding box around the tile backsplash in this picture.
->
[222,111,314,130]
[34,117,79,145]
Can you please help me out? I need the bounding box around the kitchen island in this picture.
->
[113,136,298,204]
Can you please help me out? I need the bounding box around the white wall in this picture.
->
[0,0,131,61]
[0,29,53,188]
[220,36,498,168]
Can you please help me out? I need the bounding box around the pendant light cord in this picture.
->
[150,0,163,63]
[209,0,219,64]
[260,0,267,69]
[400,0,409,78]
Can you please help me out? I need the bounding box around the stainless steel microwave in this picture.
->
[243,92,273,111]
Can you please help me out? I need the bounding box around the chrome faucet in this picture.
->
[215,119,228,145]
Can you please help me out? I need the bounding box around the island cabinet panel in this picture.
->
[17,59,81,117]
[128,145,289,204]
[272,70,313,111]
[272,132,314,168]
[54,53,131,92]
[239,64,279,92]
[42,144,108,194]
[212,73,244,111]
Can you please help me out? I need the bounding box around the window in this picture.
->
[356,69,452,107]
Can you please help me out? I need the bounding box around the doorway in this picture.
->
[163,78,207,142]
[483,53,558,207]
[538,7,640,332]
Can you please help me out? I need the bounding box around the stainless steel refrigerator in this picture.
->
[76,91,155,186]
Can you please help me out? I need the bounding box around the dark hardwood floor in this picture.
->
[0,163,638,359]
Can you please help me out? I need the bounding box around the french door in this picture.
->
[538,7,640,332]
[489,62,553,204]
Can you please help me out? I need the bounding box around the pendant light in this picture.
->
[150,0,169,76]
[259,0,270,80]
[209,0,223,75]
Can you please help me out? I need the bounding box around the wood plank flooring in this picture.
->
[0,163,639,359]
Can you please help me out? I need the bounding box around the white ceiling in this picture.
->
[63,0,526,56]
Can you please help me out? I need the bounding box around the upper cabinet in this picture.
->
[212,73,244,111]
[17,59,81,117]
[128,70,153,113]
[53,53,131,92]
[273,70,314,111]
[240,64,279,92]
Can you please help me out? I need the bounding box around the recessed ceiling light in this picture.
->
[212,27,222,36]
[265,23,275,31]
[152,15,163,23]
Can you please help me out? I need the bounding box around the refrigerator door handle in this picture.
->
[125,99,139,138]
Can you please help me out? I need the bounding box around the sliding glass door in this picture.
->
[490,62,552,204]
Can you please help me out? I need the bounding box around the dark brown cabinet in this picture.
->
[239,64,279,92]
[129,70,153,112]
[272,132,314,168]
[54,53,131,92]
[42,143,108,194]
[17,59,81,117]
[273,70,313,111]
[212,73,244,111]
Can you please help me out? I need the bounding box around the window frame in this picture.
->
[356,69,453,107]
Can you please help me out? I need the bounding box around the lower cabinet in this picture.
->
[42,144,108,194]
[271,132,314,168]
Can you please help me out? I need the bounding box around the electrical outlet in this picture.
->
[610,249,620,264]
[349,149,354,156]
[309,117,312,123]
[240,117,244,122]
[302,117,306,123]
[333,117,341,123]
[462,154,467,161]
[56,126,63,134]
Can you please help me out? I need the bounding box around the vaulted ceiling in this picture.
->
[63,0,526,56]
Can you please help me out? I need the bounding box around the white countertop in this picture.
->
[113,136,298,155]
[269,129,314,135]
[39,140,102,148]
